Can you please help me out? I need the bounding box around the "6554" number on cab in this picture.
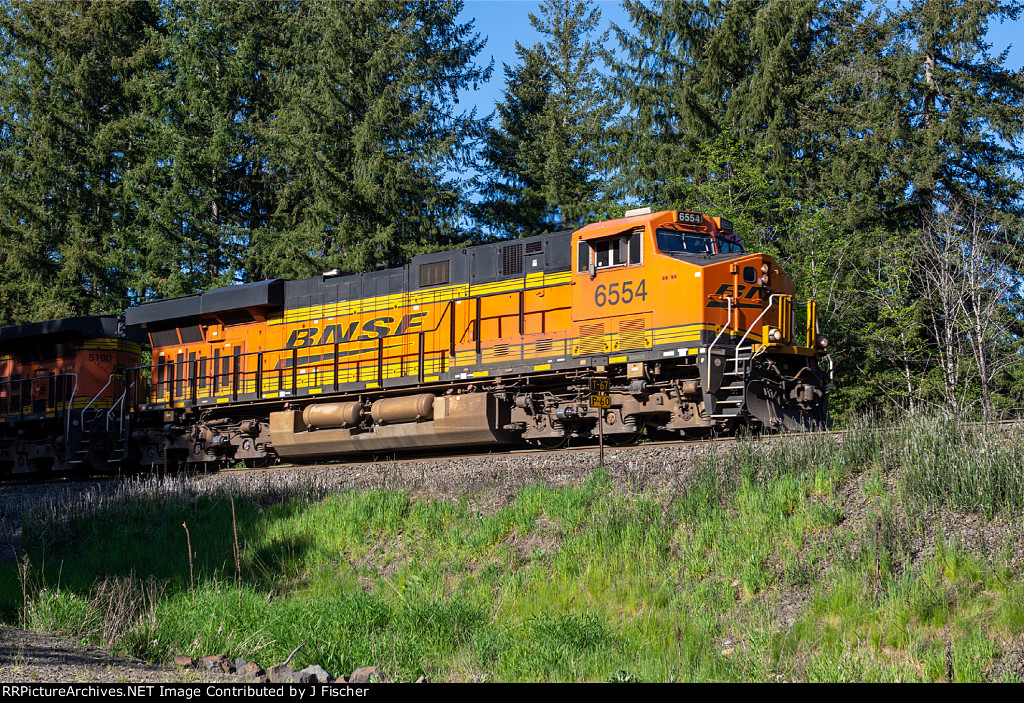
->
[594,280,647,307]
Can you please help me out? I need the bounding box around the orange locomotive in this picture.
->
[122,209,829,467]
[0,316,143,475]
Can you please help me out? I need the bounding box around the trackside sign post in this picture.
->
[590,378,610,467]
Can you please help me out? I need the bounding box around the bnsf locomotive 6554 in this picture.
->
[0,209,829,476]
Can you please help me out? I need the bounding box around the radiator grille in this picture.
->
[525,241,543,254]
[502,243,523,276]
[618,318,647,350]
[577,323,606,355]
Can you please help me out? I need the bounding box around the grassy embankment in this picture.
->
[2,415,1024,682]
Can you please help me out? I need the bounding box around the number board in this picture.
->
[590,378,610,408]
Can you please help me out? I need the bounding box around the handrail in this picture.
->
[706,296,732,380]
[125,292,576,407]
[80,374,115,427]
[62,373,79,449]
[733,293,784,369]
[106,380,136,427]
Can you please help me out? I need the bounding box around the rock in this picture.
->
[173,655,196,668]
[415,676,428,683]
[349,666,387,683]
[252,675,270,684]
[268,664,296,683]
[201,654,232,673]
[297,665,332,684]
[235,658,249,673]
[239,662,267,679]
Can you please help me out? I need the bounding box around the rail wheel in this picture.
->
[607,429,643,446]
[532,436,569,449]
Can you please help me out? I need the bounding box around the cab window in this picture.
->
[655,228,714,255]
[577,230,643,273]
[716,237,744,254]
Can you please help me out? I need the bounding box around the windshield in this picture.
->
[656,229,714,255]
[717,238,744,253]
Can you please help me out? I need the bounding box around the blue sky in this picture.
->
[459,0,1024,120]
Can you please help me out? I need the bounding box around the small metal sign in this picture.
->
[590,377,610,467]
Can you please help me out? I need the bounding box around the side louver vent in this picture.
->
[536,338,553,353]
[525,241,543,254]
[577,323,606,355]
[502,243,523,276]
[618,318,647,350]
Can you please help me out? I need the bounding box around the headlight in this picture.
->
[816,335,829,349]
[768,328,783,342]
[761,264,769,274]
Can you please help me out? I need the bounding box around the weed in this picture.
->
[2,413,1023,681]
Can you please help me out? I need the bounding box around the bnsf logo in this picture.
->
[286,312,428,349]
[711,284,770,301]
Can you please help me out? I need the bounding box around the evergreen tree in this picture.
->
[606,0,861,207]
[474,50,556,236]
[142,0,288,297]
[476,0,613,237]
[837,0,1024,416]
[245,0,491,278]
[0,0,162,323]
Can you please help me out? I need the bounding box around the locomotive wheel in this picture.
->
[607,429,643,446]
[645,427,682,442]
[28,458,54,479]
[533,436,569,449]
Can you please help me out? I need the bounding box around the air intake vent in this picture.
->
[525,241,543,254]
[419,260,450,287]
[618,318,647,350]
[536,338,553,353]
[494,344,509,357]
[502,243,523,276]
[577,323,606,355]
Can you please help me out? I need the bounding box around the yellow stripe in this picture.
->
[269,272,571,326]
[533,364,551,371]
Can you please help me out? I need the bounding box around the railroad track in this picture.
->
[3,418,1020,488]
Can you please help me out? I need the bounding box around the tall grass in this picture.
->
[3,413,1023,681]
[893,415,1024,517]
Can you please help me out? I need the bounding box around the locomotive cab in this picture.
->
[572,209,828,435]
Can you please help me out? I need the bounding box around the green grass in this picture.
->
[3,413,1024,681]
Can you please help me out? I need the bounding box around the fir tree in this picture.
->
[245,0,491,278]
[0,0,162,322]
[476,0,613,237]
